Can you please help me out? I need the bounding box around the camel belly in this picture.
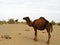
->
[37,26,46,30]
[34,25,46,30]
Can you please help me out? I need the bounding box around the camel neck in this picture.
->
[26,19,32,26]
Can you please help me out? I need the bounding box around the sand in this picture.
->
[0,24,60,45]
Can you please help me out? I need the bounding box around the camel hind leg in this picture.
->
[47,30,51,44]
[46,23,51,44]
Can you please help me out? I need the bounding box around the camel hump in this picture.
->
[39,17,46,20]
[33,17,49,24]
[33,17,49,26]
[39,17,49,23]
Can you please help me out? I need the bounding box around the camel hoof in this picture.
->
[34,38,37,42]
[47,41,50,44]
[35,40,37,42]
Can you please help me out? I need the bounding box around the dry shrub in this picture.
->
[1,35,12,39]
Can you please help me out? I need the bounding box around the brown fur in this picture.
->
[23,17,53,44]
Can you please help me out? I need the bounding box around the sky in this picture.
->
[0,0,60,22]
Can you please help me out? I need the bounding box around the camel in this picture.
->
[15,19,18,22]
[15,19,18,24]
[23,17,53,44]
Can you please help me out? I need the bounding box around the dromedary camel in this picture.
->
[23,17,53,44]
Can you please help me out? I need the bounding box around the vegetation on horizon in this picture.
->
[0,19,60,26]
[8,19,15,24]
[57,22,60,25]
[51,21,56,25]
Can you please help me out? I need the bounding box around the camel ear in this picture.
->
[26,17,29,19]
[23,17,26,20]
[23,18,25,20]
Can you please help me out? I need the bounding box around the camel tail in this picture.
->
[50,23,53,32]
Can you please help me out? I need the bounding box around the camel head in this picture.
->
[23,17,30,21]
[23,17,32,26]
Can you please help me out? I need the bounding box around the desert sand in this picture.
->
[0,24,60,45]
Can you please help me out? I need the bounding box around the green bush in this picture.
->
[51,21,56,25]
[2,20,7,24]
[0,20,7,24]
[8,19,15,24]
[15,21,20,24]
[0,21,3,24]
[57,22,60,25]
[20,21,26,24]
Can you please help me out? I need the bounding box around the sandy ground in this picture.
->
[0,24,60,45]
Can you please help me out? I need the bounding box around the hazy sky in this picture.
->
[0,0,60,22]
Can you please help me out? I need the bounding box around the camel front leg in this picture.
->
[47,31,51,44]
[34,28,37,41]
